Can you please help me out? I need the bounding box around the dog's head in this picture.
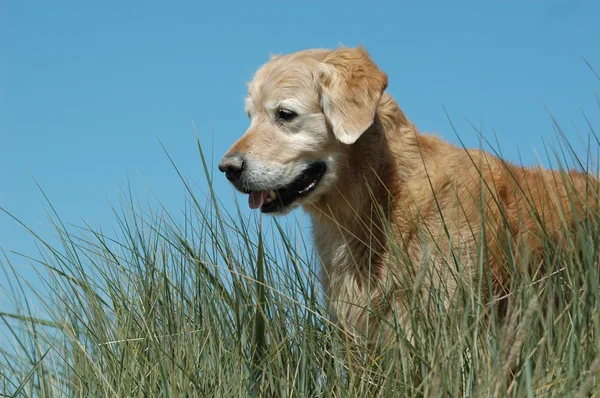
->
[218,46,388,214]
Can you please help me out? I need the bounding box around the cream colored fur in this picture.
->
[220,46,597,344]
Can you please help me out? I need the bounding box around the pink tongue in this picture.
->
[249,191,268,209]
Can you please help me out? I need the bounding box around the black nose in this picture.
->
[218,153,245,183]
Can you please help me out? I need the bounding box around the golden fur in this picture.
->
[219,46,597,343]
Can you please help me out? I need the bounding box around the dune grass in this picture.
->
[2,120,600,397]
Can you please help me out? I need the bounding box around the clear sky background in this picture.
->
[1,1,600,314]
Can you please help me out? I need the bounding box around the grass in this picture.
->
[2,116,600,397]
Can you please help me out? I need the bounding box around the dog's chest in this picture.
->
[312,221,359,279]
[311,220,378,324]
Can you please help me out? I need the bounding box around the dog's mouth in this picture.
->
[247,161,327,213]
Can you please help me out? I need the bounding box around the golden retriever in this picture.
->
[218,46,597,344]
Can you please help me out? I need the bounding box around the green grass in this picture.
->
[2,124,600,397]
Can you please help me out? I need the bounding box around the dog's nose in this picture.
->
[218,153,245,183]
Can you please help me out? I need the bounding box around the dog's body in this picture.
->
[219,47,596,342]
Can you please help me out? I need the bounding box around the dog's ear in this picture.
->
[318,46,388,145]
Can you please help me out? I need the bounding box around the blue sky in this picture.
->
[1,1,599,313]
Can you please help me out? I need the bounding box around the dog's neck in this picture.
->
[304,93,421,290]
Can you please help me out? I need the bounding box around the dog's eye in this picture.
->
[277,109,297,122]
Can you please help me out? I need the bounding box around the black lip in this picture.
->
[260,161,327,213]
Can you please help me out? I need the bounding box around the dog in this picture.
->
[218,46,597,344]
